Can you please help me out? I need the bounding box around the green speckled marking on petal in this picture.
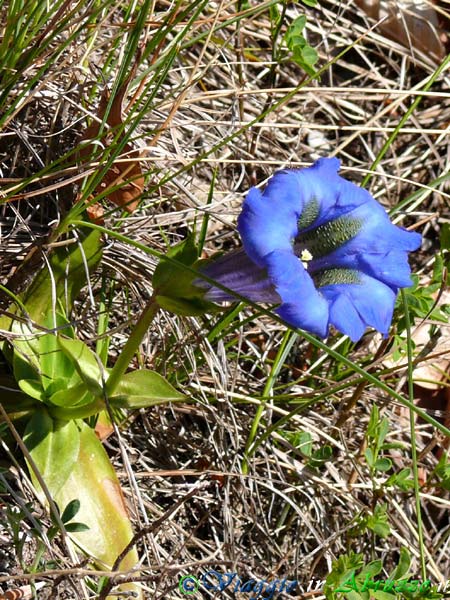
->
[314,268,361,287]
[296,216,363,258]
[297,196,320,230]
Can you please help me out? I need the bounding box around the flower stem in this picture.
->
[106,295,160,396]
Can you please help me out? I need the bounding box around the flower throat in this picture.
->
[295,214,363,259]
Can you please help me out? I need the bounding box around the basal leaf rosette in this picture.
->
[198,158,421,342]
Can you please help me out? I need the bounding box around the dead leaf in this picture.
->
[94,411,114,440]
[355,0,446,62]
[0,582,46,599]
[381,288,450,390]
[78,56,144,220]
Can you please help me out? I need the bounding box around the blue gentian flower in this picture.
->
[197,158,421,341]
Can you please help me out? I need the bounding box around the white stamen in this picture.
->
[300,248,313,268]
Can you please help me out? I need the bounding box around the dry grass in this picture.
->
[1,0,450,598]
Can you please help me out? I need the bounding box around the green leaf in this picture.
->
[345,591,364,600]
[288,15,307,36]
[53,422,141,596]
[24,409,81,497]
[294,431,313,457]
[49,382,93,408]
[309,445,333,468]
[440,223,450,251]
[386,468,414,491]
[16,228,102,324]
[301,0,318,6]
[10,321,41,380]
[367,404,379,438]
[364,448,374,467]
[46,377,73,398]
[359,560,383,578]
[39,336,78,392]
[155,294,219,317]
[61,498,81,524]
[12,343,40,383]
[300,44,318,66]
[153,233,198,292]
[378,417,390,446]
[374,458,392,472]
[324,552,364,598]
[290,34,307,49]
[372,591,398,600]
[18,378,45,402]
[380,442,405,451]
[57,337,104,397]
[64,522,90,533]
[269,4,280,26]
[153,234,219,317]
[284,14,318,76]
[390,547,411,581]
[367,504,390,538]
[109,369,185,408]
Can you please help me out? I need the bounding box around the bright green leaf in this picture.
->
[10,322,41,381]
[24,410,81,497]
[372,591,398,600]
[292,55,316,76]
[12,345,40,383]
[367,505,390,538]
[294,431,313,456]
[50,382,93,408]
[45,377,74,398]
[38,310,75,385]
[301,44,319,66]
[359,560,383,578]
[290,34,307,49]
[374,458,392,472]
[18,378,45,402]
[289,15,307,35]
[390,547,411,581]
[109,369,185,408]
[364,448,374,467]
[153,233,198,292]
[57,337,104,397]
[153,234,219,317]
[54,422,141,596]
[367,404,379,438]
[378,417,390,445]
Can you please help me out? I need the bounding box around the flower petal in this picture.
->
[357,250,418,288]
[264,250,329,337]
[237,183,299,267]
[198,157,421,341]
[307,197,421,262]
[321,273,396,341]
[325,293,366,342]
[296,157,373,227]
[237,157,368,266]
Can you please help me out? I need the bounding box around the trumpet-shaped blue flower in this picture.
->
[198,158,421,341]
